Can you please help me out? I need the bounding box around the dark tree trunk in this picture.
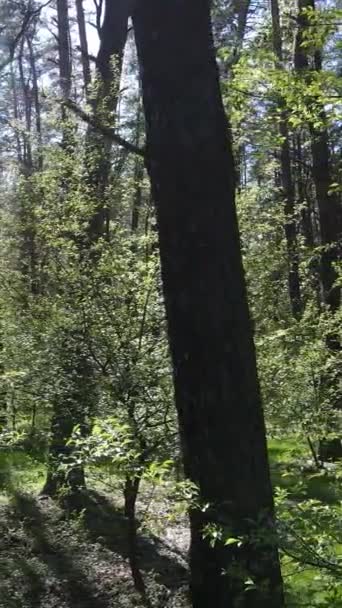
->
[26,33,43,170]
[311,126,341,314]
[43,410,86,498]
[0,341,7,430]
[294,0,342,314]
[131,159,143,233]
[271,0,302,318]
[75,0,91,94]
[10,63,23,165]
[84,0,131,240]
[133,2,284,607]
[43,1,89,498]
[234,0,250,54]
[18,39,33,172]
[295,134,322,307]
[279,120,302,318]
[296,134,314,248]
[43,1,130,499]
[131,100,144,233]
[123,475,149,600]
[42,331,96,500]
[57,0,74,154]
[57,0,72,101]
[16,41,40,295]
[295,0,342,458]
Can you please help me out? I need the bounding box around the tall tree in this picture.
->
[75,0,91,95]
[294,0,342,459]
[57,0,72,102]
[43,0,83,497]
[43,0,133,498]
[26,29,42,170]
[18,37,33,172]
[270,0,302,318]
[85,0,132,239]
[133,2,284,606]
[15,24,42,295]
[294,0,341,316]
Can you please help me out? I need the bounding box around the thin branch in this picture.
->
[280,544,342,576]
[63,98,145,157]
[0,0,53,73]
[76,45,98,65]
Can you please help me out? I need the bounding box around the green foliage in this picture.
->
[0,0,341,604]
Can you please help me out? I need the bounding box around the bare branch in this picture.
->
[0,0,53,73]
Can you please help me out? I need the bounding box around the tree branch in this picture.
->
[0,0,53,73]
[62,98,145,157]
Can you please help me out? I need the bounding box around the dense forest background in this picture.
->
[0,0,341,607]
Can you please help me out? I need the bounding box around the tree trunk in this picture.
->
[295,0,342,458]
[75,0,91,95]
[296,134,314,248]
[271,0,302,318]
[0,340,7,430]
[131,100,144,233]
[43,1,88,498]
[10,62,23,165]
[42,330,96,500]
[26,33,43,170]
[296,133,323,306]
[84,0,131,240]
[18,39,33,172]
[17,41,39,295]
[133,2,284,607]
[57,0,72,101]
[123,475,149,600]
[43,410,86,498]
[57,0,74,154]
[294,0,342,314]
[43,1,130,498]
[234,0,250,55]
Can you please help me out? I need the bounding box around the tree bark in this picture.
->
[133,2,284,606]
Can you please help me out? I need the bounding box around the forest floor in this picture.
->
[0,440,341,608]
[0,479,190,608]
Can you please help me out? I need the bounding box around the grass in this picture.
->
[268,437,342,503]
[268,438,342,608]
[0,449,46,495]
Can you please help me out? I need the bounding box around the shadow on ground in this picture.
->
[3,491,188,608]
[81,490,188,589]
[10,493,110,608]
